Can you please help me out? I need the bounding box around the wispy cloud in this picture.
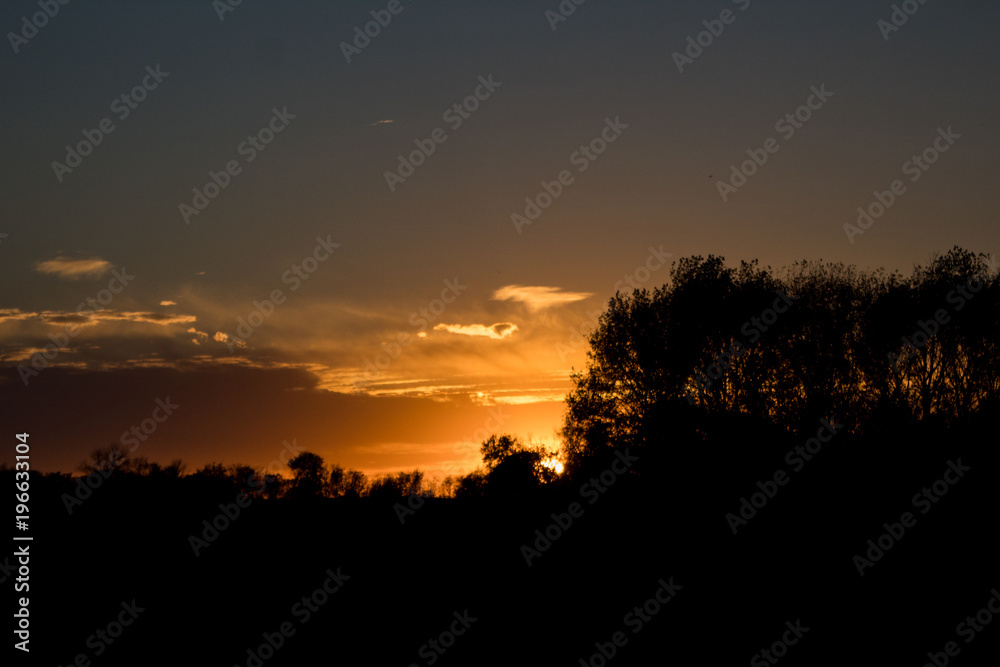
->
[0,308,39,324]
[492,285,593,311]
[34,256,112,280]
[368,119,395,126]
[160,300,177,306]
[77,311,196,325]
[6,309,199,327]
[434,322,518,340]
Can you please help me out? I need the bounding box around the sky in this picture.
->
[1,0,998,478]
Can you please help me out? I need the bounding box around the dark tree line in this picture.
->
[561,246,999,473]
[45,434,562,502]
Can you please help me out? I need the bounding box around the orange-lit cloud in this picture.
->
[0,308,197,328]
[433,322,518,339]
[41,310,197,326]
[95,311,196,325]
[160,300,178,306]
[34,256,112,279]
[0,309,39,323]
[188,328,210,345]
[492,285,593,311]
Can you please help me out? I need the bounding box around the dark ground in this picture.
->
[7,415,999,666]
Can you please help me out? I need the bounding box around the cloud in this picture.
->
[160,300,177,306]
[492,285,593,311]
[213,331,245,348]
[368,119,395,126]
[39,313,90,325]
[12,309,199,327]
[34,256,112,280]
[433,322,518,340]
[72,311,196,326]
[188,327,209,345]
[0,309,38,324]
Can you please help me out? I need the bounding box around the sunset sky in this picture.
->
[2,0,997,478]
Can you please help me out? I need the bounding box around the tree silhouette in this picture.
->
[342,469,368,499]
[460,434,558,497]
[327,464,346,497]
[561,247,999,472]
[287,451,328,499]
[454,469,487,498]
[78,443,131,475]
[368,470,425,501]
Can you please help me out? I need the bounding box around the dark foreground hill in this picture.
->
[9,412,1000,666]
